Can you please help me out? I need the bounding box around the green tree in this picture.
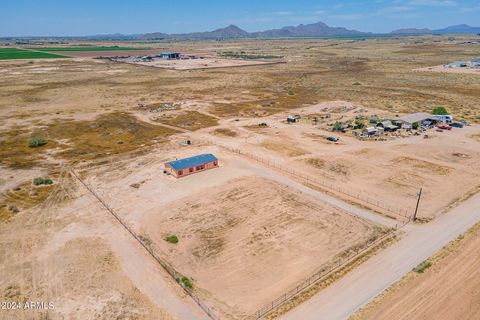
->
[354,119,365,130]
[432,106,448,115]
[333,121,343,131]
[412,122,419,130]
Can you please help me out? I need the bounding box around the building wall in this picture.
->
[165,160,218,178]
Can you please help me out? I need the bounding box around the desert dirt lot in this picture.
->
[205,102,480,220]
[414,65,480,75]
[114,56,286,70]
[1,36,480,320]
[351,222,480,320]
[83,147,385,319]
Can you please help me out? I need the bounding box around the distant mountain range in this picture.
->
[140,22,367,40]
[4,22,480,40]
[391,24,480,35]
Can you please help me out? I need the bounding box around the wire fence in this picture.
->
[201,138,414,221]
[70,168,221,320]
[246,230,397,320]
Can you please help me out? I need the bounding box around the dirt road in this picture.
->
[280,192,480,320]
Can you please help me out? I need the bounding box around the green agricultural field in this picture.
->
[0,48,70,60]
[32,46,151,52]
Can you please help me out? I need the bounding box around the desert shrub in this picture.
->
[353,82,362,86]
[33,177,45,185]
[165,235,178,244]
[432,106,448,115]
[354,119,365,129]
[287,89,295,96]
[33,177,53,185]
[181,276,193,289]
[28,136,47,148]
[8,205,19,213]
[412,122,419,130]
[333,121,343,131]
[413,260,432,273]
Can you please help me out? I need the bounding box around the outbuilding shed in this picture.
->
[165,154,218,178]
[377,120,398,132]
[397,112,437,127]
[159,52,180,60]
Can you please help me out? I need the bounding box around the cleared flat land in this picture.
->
[31,46,152,51]
[83,149,384,319]
[0,48,69,60]
[146,176,380,318]
[414,65,480,75]
[115,56,285,70]
[352,222,480,320]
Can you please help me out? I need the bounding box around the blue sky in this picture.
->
[2,0,480,36]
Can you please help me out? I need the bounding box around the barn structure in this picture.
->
[158,52,180,60]
[165,154,218,178]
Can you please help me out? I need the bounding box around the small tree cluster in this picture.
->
[180,276,193,289]
[33,177,53,186]
[432,106,448,115]
[333,121,343,131]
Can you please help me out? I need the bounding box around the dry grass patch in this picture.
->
[155,110,218,131]
[261,141,309,157]
[213,128,237,137]
[390,156,453,176]
[471,133,480,142]
[0,180,56,222]
[1,112,178,168]
[304,157,326,169]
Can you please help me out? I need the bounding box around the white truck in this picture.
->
[432,114,453,123]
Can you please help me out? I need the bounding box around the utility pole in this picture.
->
[413,187,422,222]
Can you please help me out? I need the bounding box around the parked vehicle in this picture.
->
[432,115,453,123]
[450,122,464,128]
[326,136,339,142]
[438,124,452,130]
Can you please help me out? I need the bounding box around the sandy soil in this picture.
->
[82,146,382,319]
[0,183,177,320]
[352,222,480,320]
[114,56,285,70]
[145,176,378,318]
[414,65,480,75]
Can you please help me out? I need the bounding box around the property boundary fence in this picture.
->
[201,138,414,220]
[246,230,397,320]
[70,169,220,320]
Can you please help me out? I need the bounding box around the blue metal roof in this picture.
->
[166,154,217,171]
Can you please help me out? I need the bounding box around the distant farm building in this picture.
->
[396,112,438,128]
[165,154,218,178]
[377,120,398,132]
[159,52,180,60]
[363,126,378,136]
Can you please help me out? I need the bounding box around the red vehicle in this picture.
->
[438,124,452,130]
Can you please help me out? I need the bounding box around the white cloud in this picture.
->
[406,0,458,7]
[377,5,413,13]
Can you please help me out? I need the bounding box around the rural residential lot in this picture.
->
[1,35,479,320]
